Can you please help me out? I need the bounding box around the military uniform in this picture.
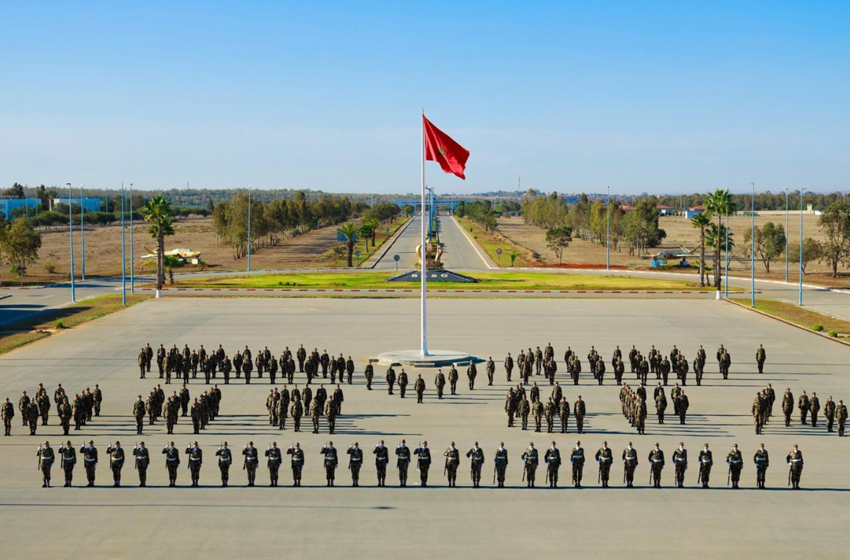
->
[385,367,396,395]
[569,444,584,487]
[595,444,613,487]
[105,443,124,487]
[698,446,713,488]
[648,446,665,488]
[574,398,586,434]
[519,398,531,430]
[347,445,363,486]
[321,443,338,486]
[754,446,769,489]
[414,376,426,404]
[466,445,485,488]
[414,444,432,486]
[466,362,477,390]
[373,443,389,486]
[726,446,743,489]
[558,398,570,433]
[132,444,150,487]
[505,354,514,382]
[243,444,259,486]
[163,444,180,486]
[435,372,446,400]
[449,365,459,395]
[364,363,374,390]
[395,442,411,487]
[521,445,538,487]
[786,447,803,489]
[824,397,836,432]
[810,394,820,428]
[756,345,766,374]
[215,445,233,486]
[782,390,794,427]
[544,445,561,488]
[37,443,55,487]
[532,400,544,432]
[444,445,460,487]
[58,442,76,486]
[80,443,98,485]
[672,445,687,488]
[493,445,508,488]
[290,398,303,433]
[287,445,305,487]
[837,401,848,437]
[185,444,203,487]
[2,399,14,436]
[486,358,496,386]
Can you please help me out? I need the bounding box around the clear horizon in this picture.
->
[1,2,847,195]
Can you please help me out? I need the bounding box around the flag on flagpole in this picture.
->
[423,115,470,180]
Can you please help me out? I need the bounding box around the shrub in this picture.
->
[44,262,57,274]
[55,320,65,329]
[829,330,838,338]
[813,324,824,332]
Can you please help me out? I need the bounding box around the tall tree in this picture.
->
[144,196,174,297]
[744,222,786,273]
[818,203,850,277]
[704,189,736,289]
[1,217,41,278]
[545,227,572,264]
[337,223,358,267]
[691,212,710,287]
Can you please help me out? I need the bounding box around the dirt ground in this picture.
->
[11,218,349,284]
[497,214,850,286]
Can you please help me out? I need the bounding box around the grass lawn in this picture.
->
[0,294,151,355]
[178,271,704,291]
[457,217,534,268]
[730,298,850,336]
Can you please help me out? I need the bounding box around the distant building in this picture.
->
[0,198,40,219]
[51,197,103,214]
[620,205,634,212]
[656,204,675,216]
[685,205,706,219]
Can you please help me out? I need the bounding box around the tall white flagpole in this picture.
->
[421,111,428,356]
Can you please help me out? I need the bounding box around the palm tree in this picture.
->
[508,251,520,268]
[704,189,736,289]
[358,223,373,253]
[144,196,174,298]
[163,255,181,285]
[691,213,710,287]
[337,222,358,267]
[365,218,380,247]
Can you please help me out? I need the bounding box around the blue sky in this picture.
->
[1,1,847,195]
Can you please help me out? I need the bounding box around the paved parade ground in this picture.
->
[1,297,849,558]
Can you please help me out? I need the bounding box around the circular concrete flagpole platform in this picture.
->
[374,349,479,368]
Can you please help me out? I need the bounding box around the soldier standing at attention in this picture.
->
[521,442,538,488]
[595,441,613,488]
[545,398,556,433]
[243,441,259,487]
[444,442,460,487]
[364,362,374,390]
[216,442,232,487]
[37,441,54,487]
[59,440,76,487]
[810,392,820,428]
[133,442,150,487]
[105,441,125,487]
[532,398,544,433]
[57,397,72,436]
[648,443,665,488]
[397,369,408,398]
[435,370,446,400]
[185,441,203,487]
[388,367,399,396]
[569,441,584,488]
[782,388,794,427]
[787,444,804,489]
[374,440,389,487]
[677,390,689,424]
[395,439,411,487]
[672,442,687,488]
[413,441,432,487]
[309,397,321,434]
[756,344,766,374]
[520,395,531,430]
[414,374,426,404]
[837,400,848,437]
[486,357,496,386]
[466,441,485,488]
[798,391,810,425]
[559,397,570,433]
[347,442,363,487]
[623,442,638,488]
[163,442,180,487]
[449,364,459,395]
[290,396,303,433]
[824,396,836,433]
[544,441,561,488]
[321,441,338,487]
[2,397,14,436]
[753,443,769,489]
[505,353,514,382]
[287,443,304,487]
[698,443,713,488]
[494,443,508,488]
[467,361,477,390]
[574,396,586,434]
[726,443,743,489]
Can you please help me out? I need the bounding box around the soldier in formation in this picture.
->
[347,442,363,487]
[648,443,664,488]
[521,442,538,488]
[163,442,180,487]
[186,441,203,487]
[698,443,713,488]
[595,441,613,488]
[787,444,804,490]
[320,441,338,487]
[395,439,411,487]
[37,441,55,487]
[413,441,432,486]
[569,441,584,488]
[243,441,259,487]
[494,442,508,488]
[672,442,687,488]
[373,440,388,487]
[754,443,769,489]
[466,441,485,488]
[444,442,460,487]
[726,443,743,489]
[287,443,304,487]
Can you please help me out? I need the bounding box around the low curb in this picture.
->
[724,299,850,347]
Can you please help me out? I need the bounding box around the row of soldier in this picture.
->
[265,384,345,433]
[131,384,222,435]
[771,389,847,436]
[620,383,691,435]
[137,343,356,386]
[2,384,103,437]
[33,439,805,490]
[504,383,587,433]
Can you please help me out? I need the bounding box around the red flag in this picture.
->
[423,115,469,180]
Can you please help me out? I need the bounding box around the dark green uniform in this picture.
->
[569,445,584,487]
[37,444,55,487]
[754,446,769,489]
[623,445,638,487]
[466,445,485,488]
[672,446,687,488]
[726,447,743,488]
[544,445,561,488]
[243,444,259,486]
[185,444,203,487]
[395,443,411,487]
[163,444,180,486]
[373,443,389,486]
[493,446,508,488]
[521,446,538,488]
[595,445,613,487]
[215,445,233,486]
[321,444,338,486]
[444,445,460,487]
[786,447,803,489]
[105,443,125,487]
[347,445,363,486]
[287,445,304,486]
[698,447,713,488]
[648,446,665,488]
[133,444,150,487]
[413,445,432,486]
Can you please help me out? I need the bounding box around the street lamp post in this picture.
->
[784,186,789,283]
[67,183,76,303]
[80,184,86,280]
[799,187,806,305]
[606,186,611,271]
[751,182,755,308]
[247,186,252,271]
[724,211,729,299]
[121,183,126,306]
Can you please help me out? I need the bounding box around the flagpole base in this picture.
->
[375,349,480,368]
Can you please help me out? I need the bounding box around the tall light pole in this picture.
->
[80,184,86,281]
[247,186,252,271]
[121,183,126,306]
[724,209,729,299]
[784,186,789,283]
[606,186,611,271]
[751,182,755,308]
[130,183,135,294]
[799,187,806,306]
[67,183,76,303]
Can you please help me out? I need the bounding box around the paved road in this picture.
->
[1,297,848,557]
